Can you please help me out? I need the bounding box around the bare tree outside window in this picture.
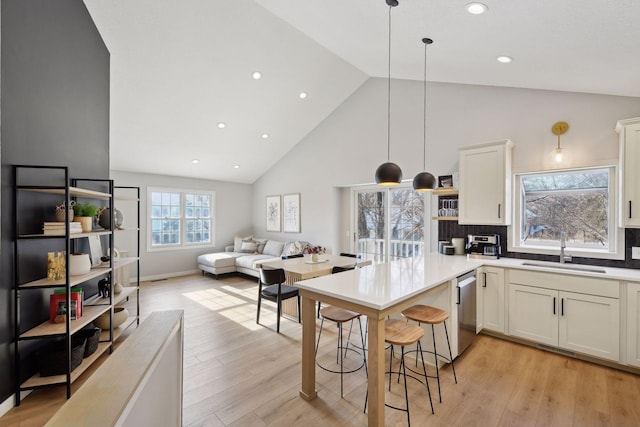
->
[356,189,424,260]
[520,168,610,249]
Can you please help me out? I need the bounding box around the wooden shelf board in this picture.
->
[99,316,138,342]
[20,305,110,339]
[114,194,139,201]
[22,186,111,200]
[20,342,111,389]
[432,216,459,221]
[84,285,136,307]
[19,267,111,289]
[432,188,459,196]
[19,230,112,239]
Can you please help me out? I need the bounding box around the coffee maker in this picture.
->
[465,234,501,258]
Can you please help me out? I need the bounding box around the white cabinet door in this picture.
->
[558,291,619,362]
[458,140,512,225]
[508,284,558,346]
[617,118,640,227]
[627,283,640,367]
[481,267,505,333]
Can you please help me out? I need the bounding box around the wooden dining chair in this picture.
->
[257,267,300,333]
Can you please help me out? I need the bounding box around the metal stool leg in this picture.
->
[431,324,442,403]
[443,320,457,384]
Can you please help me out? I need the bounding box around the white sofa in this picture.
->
[198,236,311,279]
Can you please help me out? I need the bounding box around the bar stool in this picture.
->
[315,305,367,398]
[401,304,457,403]
[364,319,434,426]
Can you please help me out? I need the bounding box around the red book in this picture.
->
[49,292,81,322]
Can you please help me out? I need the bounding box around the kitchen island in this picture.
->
[296,253,482,426]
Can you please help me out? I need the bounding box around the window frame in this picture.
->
[147,187,215,252]
[508,165,624,260]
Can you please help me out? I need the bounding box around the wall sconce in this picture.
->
[551,121,569,163]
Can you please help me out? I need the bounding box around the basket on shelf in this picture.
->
[73,327,101,358]
[55,205,74,222]
[39,339,85,377]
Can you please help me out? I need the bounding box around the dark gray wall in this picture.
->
[1,0,109,404]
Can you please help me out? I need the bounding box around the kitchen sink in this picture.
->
[521,261,606,274]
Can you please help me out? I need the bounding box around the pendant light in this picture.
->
[375,0,402,186]
[412,37,437,192]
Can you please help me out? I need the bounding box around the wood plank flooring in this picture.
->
[2,273,639,426]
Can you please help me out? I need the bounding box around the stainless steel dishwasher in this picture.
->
[457,270,477,355]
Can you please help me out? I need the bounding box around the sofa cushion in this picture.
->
[235,254,280,270]
[197,252,241,269]
[233,235,253,252]
[263,240,285,257]
[239,239,258,253]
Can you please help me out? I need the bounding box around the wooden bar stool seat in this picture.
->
[401,304,457,404]
[364,319,434,426]
[316,305,367,398]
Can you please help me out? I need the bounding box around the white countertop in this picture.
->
[296,252,640,311]
[296,253,482,311]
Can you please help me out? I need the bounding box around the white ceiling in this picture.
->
[84,0,640,184]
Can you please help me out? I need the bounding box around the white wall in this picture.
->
[110,170,252,280]
[252,78,640,253]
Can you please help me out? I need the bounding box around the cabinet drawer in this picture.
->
[509,269,619,298]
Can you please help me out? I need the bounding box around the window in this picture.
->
[353,185,426,262]
[148,188,214,250]
[511,166,621,258]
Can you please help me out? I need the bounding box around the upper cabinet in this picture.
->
[617,117,640,228]
[458,139,513,225]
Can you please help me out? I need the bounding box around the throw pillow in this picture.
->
[254,238,268,254]
[234,235,253,252]
[239,240,258,253]
[263,240,285,257]
[282,240,303,256]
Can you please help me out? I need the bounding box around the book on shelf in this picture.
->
[43,222,83,235]
[49,289,83,322]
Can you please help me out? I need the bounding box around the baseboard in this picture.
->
[0,395,13,418]
[140,269,200,282]
[0,390,32,418]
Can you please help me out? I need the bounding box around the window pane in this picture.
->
[520,169,609,248]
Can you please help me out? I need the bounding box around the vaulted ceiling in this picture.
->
[84,0,640,184]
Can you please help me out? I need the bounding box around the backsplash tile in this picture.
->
[438,222,640,270]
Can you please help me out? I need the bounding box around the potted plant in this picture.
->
[72,201,99,232]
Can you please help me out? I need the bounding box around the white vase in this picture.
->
[68,254,91,276]
[311,253,319,262]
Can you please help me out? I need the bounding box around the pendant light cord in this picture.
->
[423,39,427,171]
[387,5,392,162]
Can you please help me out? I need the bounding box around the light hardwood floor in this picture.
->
[2,273,640,426]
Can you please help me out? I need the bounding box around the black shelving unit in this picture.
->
[12,165,139,405]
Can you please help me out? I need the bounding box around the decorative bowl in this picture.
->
[94,307,129,330]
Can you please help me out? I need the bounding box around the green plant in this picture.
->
[73,201,99,217]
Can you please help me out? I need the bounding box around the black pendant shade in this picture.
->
[412,37,436,192]
[376,162,403,186]
[412,171,436,192]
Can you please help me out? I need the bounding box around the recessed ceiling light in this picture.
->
[233,165,240,169]
[466,2,488,14]
[299,92,308,99]
[261,133,269,139]
[217,122,226,129]
[497,55,513,63]
[192,159,200,164]
[252,71,262,80]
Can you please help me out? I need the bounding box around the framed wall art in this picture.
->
[266,195,281,232]
[282,193,301,233]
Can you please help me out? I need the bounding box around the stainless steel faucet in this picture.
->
[560,232,572,263]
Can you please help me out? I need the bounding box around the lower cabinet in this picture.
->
[477,267,505,333]
[628,283,640,367]
[509,283,620,362]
